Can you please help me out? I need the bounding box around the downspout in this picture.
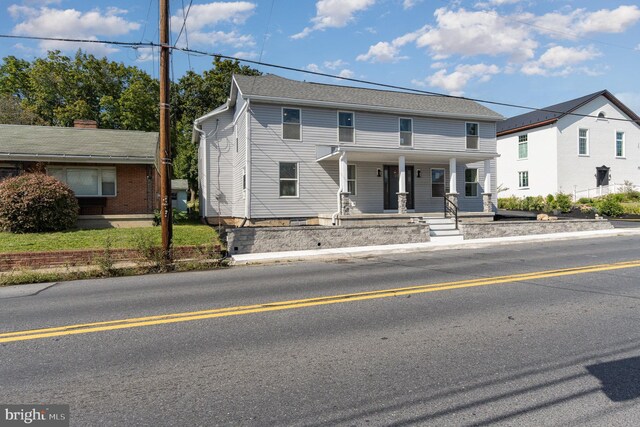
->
[244,99,252,225]
[331,150,346,226]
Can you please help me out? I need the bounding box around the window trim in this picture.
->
[464,167,478,198]
[518,134,528,160]
[615,131,625,158]
[518,171,529,189]
[578,128,589,156]
[47,165,117,197]
[399,117,413,148]
[430,168,446,198]
[465,122,479,150]
[337,111,355,143]
[278,161,299,198]
[282,107,302,141]
[347,164,357,196]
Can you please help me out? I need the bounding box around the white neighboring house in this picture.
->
[496,90,640,199]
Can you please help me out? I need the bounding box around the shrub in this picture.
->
[498,196,522,210]
[609,193,626,203]
[555,193,573,213]
[526,196,545,212]
[595,195,624,217]
[0,173,79,233]
[577,197,594,205]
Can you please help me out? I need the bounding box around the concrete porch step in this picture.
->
[429,223,458,231]
[430,229,463,237]
[429,235,464,244]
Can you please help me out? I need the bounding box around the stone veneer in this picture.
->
[227,224,430,254]
[461,219,613,240]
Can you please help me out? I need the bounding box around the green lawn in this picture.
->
[0,225,220,253]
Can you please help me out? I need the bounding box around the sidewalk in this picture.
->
[232,228,640,265]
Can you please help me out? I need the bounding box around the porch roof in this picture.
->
[316,145,498,163]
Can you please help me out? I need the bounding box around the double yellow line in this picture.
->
[2,259,640,344]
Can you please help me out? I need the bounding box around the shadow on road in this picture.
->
[586,355,640,401]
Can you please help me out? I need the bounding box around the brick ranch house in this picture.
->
[0,120,159,228]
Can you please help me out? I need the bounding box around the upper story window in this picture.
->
[465,168,478,197]
[48,166,116,197]
[597,111,607,120]
[347,165,357,196]
[279,162,298,197]
[616,131,625,157]
[338,111,354,143]
[466,122,479,149]
[518,134,528,159]
[399,118,413,147]
[282,108,301,140]
[578,128,589,156]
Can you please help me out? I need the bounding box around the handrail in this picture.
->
[574,183,640,200]
[443,195,459,230]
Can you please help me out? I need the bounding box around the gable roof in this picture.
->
[497,90,640,136]
[0,124,158,164]
[232,74,503,121]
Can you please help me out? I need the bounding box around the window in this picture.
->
[47,167,117,197]
[282,108,301,140]
[578,128,589,155]
[518,171,529,188]
[347,165,357,195]
[616,131,625,157]
[399,118,413,147]
[279,162,298,197]
[338,112,354,143]
[465,168,478,197]
[0,166,20,181]
[431,168,445,198]
[466,122,479,149]
[242,168,246,191]
[518,134,528,159]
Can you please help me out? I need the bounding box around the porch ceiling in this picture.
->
[316,145,498,164]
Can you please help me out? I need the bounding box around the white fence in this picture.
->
[573,183,640,201]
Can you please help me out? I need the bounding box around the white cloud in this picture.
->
[357,41,404,63]
[135,47,155,62]
[233,51,258,60]
[292,0,375,39]
[324,59,347,70]
[475,0,521,8]
[306,63,321,72]
[420,63,501,95]
[9,5,140,54]
[403,0,422,10]
[187,30,255,48]
[521,45,601,76]
[531,6,640,39]
[338,69,354,78]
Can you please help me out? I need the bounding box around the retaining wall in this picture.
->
[227,224,430,254]
[461,219,613,240]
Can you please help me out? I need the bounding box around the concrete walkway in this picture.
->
[232,227,640,265]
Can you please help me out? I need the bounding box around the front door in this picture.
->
[596,166,609,187]
[383,165,414,210]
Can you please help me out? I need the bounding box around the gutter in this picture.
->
[245,99,252,220]
[193,123,208,219]
[0,153,155,164]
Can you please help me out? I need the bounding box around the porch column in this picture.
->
[446,157,458,210]
[482,159,492,213]
[339,151,350,215]
[397,155,408,214]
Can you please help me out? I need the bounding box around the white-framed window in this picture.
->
[465,168,478,197]
[282,107,301,140]
[399,118,413,147]
[242,167,246,192]
[578,128,589,156]
[466,122,479,149]
[518,134,528,159]
[431,168,445,198]
[47,166,117,197]
[347,164,357,196]
[616,131,625,158]
[338,111,354,143]
[518,171,529,188]
[279,162,298,197]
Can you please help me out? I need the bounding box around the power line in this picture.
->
[174,0,194,48]
[0,33,637,123]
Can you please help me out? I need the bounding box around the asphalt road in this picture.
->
[2,235,640,426]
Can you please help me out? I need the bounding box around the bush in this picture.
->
[544,194,557,212]
[0,173,79,233]
[555,193,573,213]
[577,197,594,205]
[609,193,626,203]
[595,195,624,217]
[498,196,522,210]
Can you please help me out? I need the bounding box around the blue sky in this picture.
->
[2,0,640,117]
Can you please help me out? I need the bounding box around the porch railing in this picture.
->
[443,195,459,230]
[573,183,640,201]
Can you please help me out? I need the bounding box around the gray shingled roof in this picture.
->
[234,74,503,121]
[497,90,640,135]
[0,124,158,163]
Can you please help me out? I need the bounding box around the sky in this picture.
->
[1,0,640,118]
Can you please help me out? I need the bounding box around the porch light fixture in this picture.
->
[417,169,421,178]
[377,168,381,177]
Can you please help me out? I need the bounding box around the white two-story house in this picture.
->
[497,90,640,199]
[193,74,503,226]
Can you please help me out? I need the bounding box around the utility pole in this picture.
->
[159,0,172,263]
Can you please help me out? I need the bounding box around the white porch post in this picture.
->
[482,159,493,213]
[397,155,408,214]
[339,151,350,215]
[446,157,458,216]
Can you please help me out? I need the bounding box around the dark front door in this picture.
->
[596,166,610,187]
[383,165,414,210]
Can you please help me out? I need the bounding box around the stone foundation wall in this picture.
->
[227,224,430,254]
[461,219,613,240]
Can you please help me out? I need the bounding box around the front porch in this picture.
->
[317,211,495,227]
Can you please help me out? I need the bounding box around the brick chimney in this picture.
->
[73,119,98,129]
